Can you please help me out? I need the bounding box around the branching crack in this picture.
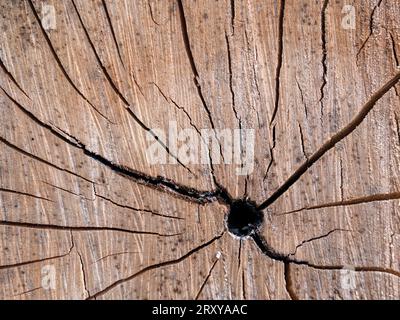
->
[176,0,225,162]
[0,86,229,205]
[94,187,183,220]
[71,232,90,298]
[289,228,350,257]
[0,235,74,270]
[26,0,112,123]
[356,0,383,61]
[252,231,400,280]
[0,57,30,98]
[88,231,225,299]
[258,71,400,210]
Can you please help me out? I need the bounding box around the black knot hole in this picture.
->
[227,199,263,237]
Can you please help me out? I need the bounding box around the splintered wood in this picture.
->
[0,0,399,300]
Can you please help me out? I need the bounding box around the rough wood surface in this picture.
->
[0,0,399,300]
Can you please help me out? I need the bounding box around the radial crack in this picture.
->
[101,0,125,67]
[284,262,298,300]
[176,0,224,162]
[356,0,383,61]
[258,71,400,210]
[194,255,220,299]
[88,231,225,299]
[0,57,30,98]
[319,0,329,116]
[289,228,350,256]
[26,0,112,123]
[0,236,73,270]
[0,187,53,202]
[1,86,228,205]
[277,191,400,216]
[269,0,285,125]
[0,220,181,237]
[0,136,94,184]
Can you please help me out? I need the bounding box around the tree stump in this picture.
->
[0,0,399,300]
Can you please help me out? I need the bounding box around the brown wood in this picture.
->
[0,0,399,300]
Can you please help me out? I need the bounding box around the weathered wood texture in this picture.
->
[0,0,399,299]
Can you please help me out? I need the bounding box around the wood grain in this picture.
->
[0,0,399,300]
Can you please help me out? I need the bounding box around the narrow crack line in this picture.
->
[41,181,94,201]
[147,0,161,26]
[241,268,247,300]
[269,0,285,125]
[125,106,195,174]
[389,33,399,67]
[151,82,202,137]
[0,220,181,237]
[150,84,228,201]
[26,0,112,123]
[0,136,94,184]
[0,187,53,202]
[295,77,308,118]
[298,122,308,160]
[319,0,329,116]
[356,0,383,61]
[230,0,235,35]
[101,0,125,67]
[131,72,145,96]
[90,250,141,265]
[289,228,350,257]
[170,98,202,136]
[74,0,190,171]
[225,32,242,131]
[395,114,400,147]
[71,0,130,107]
[339,156,344,201]
[263,125,276,180]
[94,190,183,220]
[0,86,226,205]
[194,256,219,300]
[176,0,225,162]
[238,239,242,268]
[253,231,400,278]
[284,262,298,300]
[88,231,225,299]
[71,233,90,298]
[258,71,400,210]
[0,57,30,98]
[12,286,42,297]
[299,262,400,278]
[0,237,74,270]
[276,191,400,216]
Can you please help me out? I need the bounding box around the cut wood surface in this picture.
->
[0,0,399,300]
